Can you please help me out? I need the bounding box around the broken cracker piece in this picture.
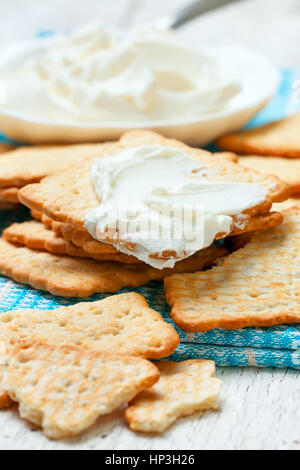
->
[2,340,159,439]
[125,360,221,433]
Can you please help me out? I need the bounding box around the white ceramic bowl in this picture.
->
[0,40,279,145]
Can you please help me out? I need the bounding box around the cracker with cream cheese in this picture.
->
[164,208,300,332]
[19,131,289,265]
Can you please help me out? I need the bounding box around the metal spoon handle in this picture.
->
[157,0,242,30]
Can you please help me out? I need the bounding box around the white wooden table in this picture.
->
[0,0,299,450]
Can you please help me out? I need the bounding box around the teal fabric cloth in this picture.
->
[0,68,299,368]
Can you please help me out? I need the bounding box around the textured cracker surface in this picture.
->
[19,130,289,231]
[217,113,300,158]
[0,143,108,188]
[273,198,300,211]
[125,360,221,433]
[2,340,159,439]
[3,221,142,264]
[164,208,300,332]
[0,292,179,360]
[239,155,300,196]
[0,238,228,298]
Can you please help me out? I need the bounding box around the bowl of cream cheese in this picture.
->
[0,23,280,144]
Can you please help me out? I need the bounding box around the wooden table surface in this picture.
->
[0,0,299,450]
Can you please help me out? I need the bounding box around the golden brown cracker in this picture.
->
[19,130,289,232]
[3,221,142,264]
[0,292,180,360]
[0,143,15,154]
[0,379,13,409]
[0,187,19,204]
[165,208,300,332]
[273,198,300,211]
[0,238,228,298]
[2,340,159,439]
[0,142,110,188]
[239,155,300,196]
[125,360,221,433]
[0,201,19,210]
[217,113,300,158]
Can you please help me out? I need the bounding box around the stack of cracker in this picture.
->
[0,130,289,297]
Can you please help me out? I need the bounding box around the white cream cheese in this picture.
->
[1,23,240,123]
[84,145,267,269]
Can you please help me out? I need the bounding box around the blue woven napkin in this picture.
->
[0,69,299,368]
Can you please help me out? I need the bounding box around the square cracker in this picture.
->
[0,237,228,298]
[164,208,300,332]
[125,360,221,433]
[239,155,300,197]
[0,142,109,188]
[19,130,289,231]
[217,113,300,158]
[2,340,159,439]
[0,292,179,360]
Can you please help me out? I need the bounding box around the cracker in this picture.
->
[125,360,221,433]
[0,238,228,298]
[19,130,289,232]
[3,221,142,264]
[164,208,300,332]
[217,113,300,158]
[0,292,179,410]
[0,187,19,204]
[239,156,300,196]
[0,292,179,359]
[273,198,300,211]
[49,211,285,255]
[2,340,159,439]
[0,201,19,210]
[0,142,110,188]
[0,379,13,409]
[0,143,15,154]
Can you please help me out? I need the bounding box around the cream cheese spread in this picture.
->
[1,23,240,123]
[85,145,267,269]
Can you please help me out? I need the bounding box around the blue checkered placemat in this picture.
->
[0,69,299,368]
